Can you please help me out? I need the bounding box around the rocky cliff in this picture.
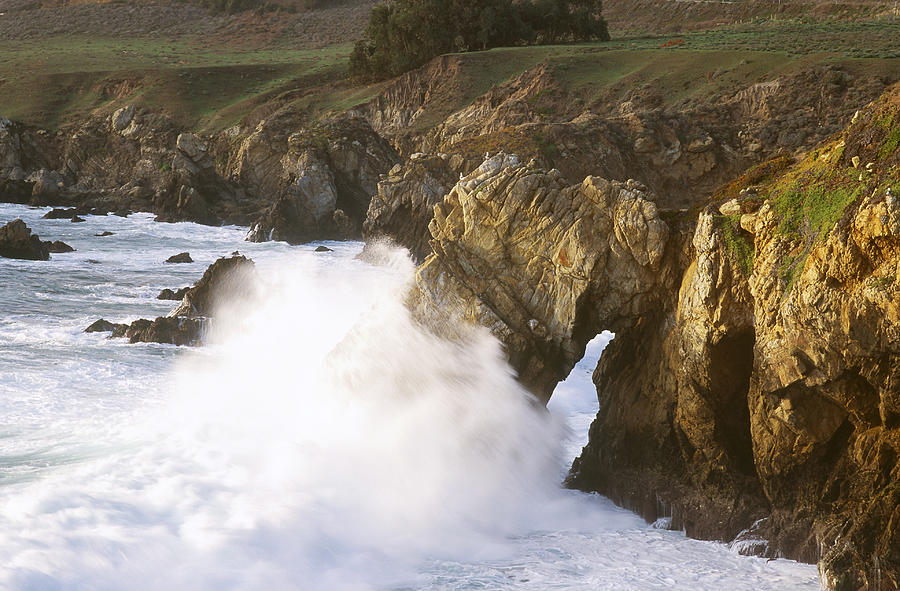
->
[401,84,900,590]
[0,109,397,241]
[353,57,891,211]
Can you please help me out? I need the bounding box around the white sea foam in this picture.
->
[0,204,820,590]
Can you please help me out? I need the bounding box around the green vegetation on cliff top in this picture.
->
[739,93,900,290]
[1,17,899,131]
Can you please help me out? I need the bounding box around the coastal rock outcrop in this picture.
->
[124,316,203,346]
[0,110,397,240]
[0,219,50,260]
[363,152,458,262]
[165,252,193,264]
[355,58,889,211]
[168,254,256,318]
[238,116,399,244]
[91,254,257,346]
[157,287,189,300]
[408,153,677,402]
[404,82,900,591]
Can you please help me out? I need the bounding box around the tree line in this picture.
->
[349,0,609,82]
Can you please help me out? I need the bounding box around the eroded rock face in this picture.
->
[408,153,677,402]
[241,117,399,244]
[363,153,458,262]
[405,86,900,587]
[0,218,50,260]
[1,110,397,239]
[567,92,900,591]
[355,59,890,211]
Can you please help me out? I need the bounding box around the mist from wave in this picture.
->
[0,204,819,590]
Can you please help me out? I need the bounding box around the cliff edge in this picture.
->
[403,84,900,590]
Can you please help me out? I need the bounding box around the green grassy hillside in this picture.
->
[1,11,899,131]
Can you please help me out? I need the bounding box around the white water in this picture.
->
[0,204,820,590]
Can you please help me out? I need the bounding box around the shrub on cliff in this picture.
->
[349,0,609,81]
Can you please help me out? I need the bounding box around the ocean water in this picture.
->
[0,203,820,591]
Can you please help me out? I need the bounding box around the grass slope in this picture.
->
[1,15,899,131]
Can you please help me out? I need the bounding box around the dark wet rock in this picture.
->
[43,208,78,219]
[125,316,202,346]
[165,252,192,264]
[85,318,127,333]
[157,287,190,301]
[105,255,256,347]
[70,215,85,223]
[169,255,256,318]
[95,231,114,237]
[0,218,49,260]
[314,245,333,252]
[0,179,34,204]
[45,240,75,253]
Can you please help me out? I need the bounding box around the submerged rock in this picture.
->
[0,219,50,260]
[84,319,127,333]
[165,252,192,264]
[43,208,78,219]
[314,245,333,252]
[45,240,75,253]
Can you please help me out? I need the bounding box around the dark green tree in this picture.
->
[349,0,608,82]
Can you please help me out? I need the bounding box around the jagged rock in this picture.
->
[243,117,399,244]
[70,215,85,223]
[405,83,900,589]
[157,287,189,300]
[168,255,256,318]
[718,198,742,216]
[105,256,256,347]
[125,316,202,346]
[408,153,674,402]
[45,240,75,253]
[111,105,135,132]
[0,219,50,260]
[84,319,127,333]
[567,85,900,591]
[363,153,457,262]
[176,132,207,162]
[43,208,78,219]
[246,149,338,244]
[165,252,192,264]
